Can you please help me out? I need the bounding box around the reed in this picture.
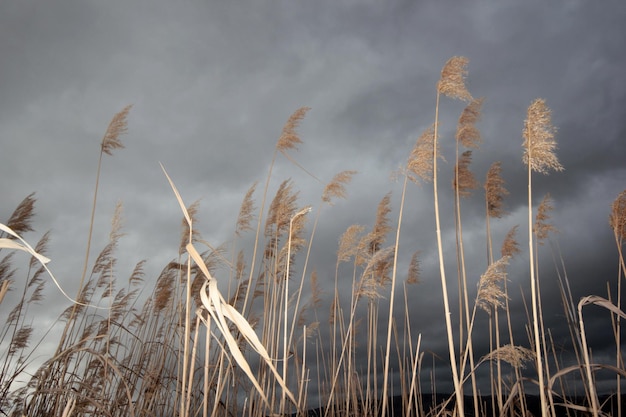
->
[1,60,624,417]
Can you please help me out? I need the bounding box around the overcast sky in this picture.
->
[1,0,625,403]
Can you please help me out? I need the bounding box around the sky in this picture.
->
[1,0,626,404]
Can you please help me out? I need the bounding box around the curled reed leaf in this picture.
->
[101,105,132,156]
[522,99,563,174]
[437,56,472,102]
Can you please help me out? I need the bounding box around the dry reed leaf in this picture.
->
[322,170,357,204]
[609,189,626,241]
[277,106,310,152]
[452,150,479,197]
[101,105,132,155]
[484,161,508,218]
[534,193,558,244]
[179,200,201,255]
[455,97,484,148]
[0,223,102,308]
[579,295,626,320]
[192,243,300,412]
[437,56,473,102]
[407,125,437,184]
[522,99,563,174]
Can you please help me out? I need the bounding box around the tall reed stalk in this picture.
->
[522,98,563,417]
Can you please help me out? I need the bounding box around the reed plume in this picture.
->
[4,193,36,237]
[452,150,479,197]
[523,99,563,174]
[407,125,437,184]
[437,56,473,102]
[523,98,562,417]
[477,256,510,313]
[322,170,357,204]
[610,190,626,242]
[485,162,508,219]
[534,193,557,244]
[101,105,132,155]
[456,97,484,148]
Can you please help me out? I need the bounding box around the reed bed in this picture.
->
[1,58,625,417]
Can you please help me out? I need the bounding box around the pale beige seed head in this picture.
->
[322,170,357,204]
[522,99,563,174]
[276,107,310,152]
[406,250,421,285]
[483,344,535,369]
[6,192,36,236]
[236,182,257,237]
[452,150,479,198]
[534,193,558,245]
[437,56,473,102]
[485,161,509,219]
[407,124,438,184]
[609,190,626,241]
[337,224,366,264]
[477,256,510,313]
[456,97,484,148]
[101,104,132,155]
[501,225,521,258]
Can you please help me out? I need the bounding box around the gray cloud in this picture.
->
[1,0,625,410]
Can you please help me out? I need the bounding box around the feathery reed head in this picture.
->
[236,182,257,237]
[452,150,478,197]
[477,256,510,313]
[534,193,558,244]
[483,344,535,369]
[5,192,36,237]
[455,97,484,148]
[276,107,310,153]
[101,105,132,156]
[406,250,421,285]
[501,225,521,258]
[609,189,626,241]
[437,56,472,102]
[485,161,508,218]
[322,170,357,204]
[407,124,437,184]
[522,98,563,174]
[337,224,366,264]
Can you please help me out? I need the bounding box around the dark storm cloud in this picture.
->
[1,0,625,406]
